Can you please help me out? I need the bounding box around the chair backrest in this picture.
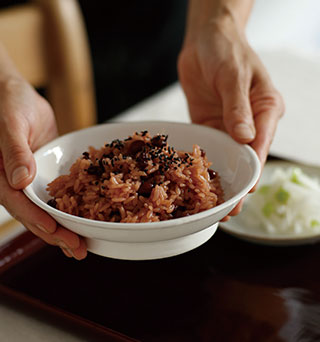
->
[0,0,96,134]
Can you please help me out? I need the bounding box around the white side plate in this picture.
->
[220,161,320,246]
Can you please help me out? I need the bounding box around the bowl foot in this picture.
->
[86,223,219,260]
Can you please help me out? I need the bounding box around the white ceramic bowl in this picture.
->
[24,122,260,260]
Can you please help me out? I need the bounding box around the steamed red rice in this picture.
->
[46,131,224,223]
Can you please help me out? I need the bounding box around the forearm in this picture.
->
[184,0,254,44]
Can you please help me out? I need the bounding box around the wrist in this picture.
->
[183,0,253,45]
[212,0,254,30]
[0,43,24,85]
[0,74,25,95]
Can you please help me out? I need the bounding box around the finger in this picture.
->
[0,170,56,234]
[250,81,285,167]
[25,222,79,247]
[220,196,247,222]
[24,222,86,257]
[0,124,36,189]
[61,247,73,258]
[218,67,256,144]
[52,225,83,250]
[0,170,87,259]
[61,239,87,260]
[228,197,246,216]
[249,173,262,193]
[72,238,87,260]
[220,215,230,222]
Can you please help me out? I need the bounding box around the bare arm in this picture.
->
[178,0,284,218]
[0,43,87,259]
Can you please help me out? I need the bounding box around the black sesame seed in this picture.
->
[103,153,114,159]
[99,159,105,171]
[47,199,57,208]
[82,152,90,159]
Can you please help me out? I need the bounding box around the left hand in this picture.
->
[178,9,284,220]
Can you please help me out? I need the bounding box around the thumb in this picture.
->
[219,78,256,144]
[1,130,36,189]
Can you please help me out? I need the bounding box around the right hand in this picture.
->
[0,76,87,260]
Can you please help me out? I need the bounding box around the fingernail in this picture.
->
[57,241,74,257]
[57,241,69,249]
[61,247,73,258]
[36,224,49,233]
[65,248,75,257]
[233,123,255,140]
[12,166,29,185]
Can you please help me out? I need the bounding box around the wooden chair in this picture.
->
[0,0,96,134]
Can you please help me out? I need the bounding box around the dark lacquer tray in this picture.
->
[1,228,320,342]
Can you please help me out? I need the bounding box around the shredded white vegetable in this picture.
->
[245,167,320,235]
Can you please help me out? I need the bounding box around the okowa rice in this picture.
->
[46,131,224,223]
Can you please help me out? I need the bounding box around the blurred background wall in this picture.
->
[0,0,187,123]
[1,0,320,125]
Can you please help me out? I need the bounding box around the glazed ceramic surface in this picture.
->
[24,122,260,259]
[221,161,320,246]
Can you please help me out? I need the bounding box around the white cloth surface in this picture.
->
[258,49,320,167]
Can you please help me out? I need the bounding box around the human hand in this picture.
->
[178,2,284,219]
[0,75,87,259]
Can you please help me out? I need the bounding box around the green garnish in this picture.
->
[258,185,271,195]
[290,168,302,185]
[262,202,275,217]
[311,220,320,228]
[275,187,290,204]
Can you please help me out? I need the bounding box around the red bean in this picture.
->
[128,140,146,156]
[151,135,166,148]
[47,199,57,208]
[208,169,217,179]
[138,181,154,197]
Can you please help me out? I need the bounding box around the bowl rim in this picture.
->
[24,121,261,231]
